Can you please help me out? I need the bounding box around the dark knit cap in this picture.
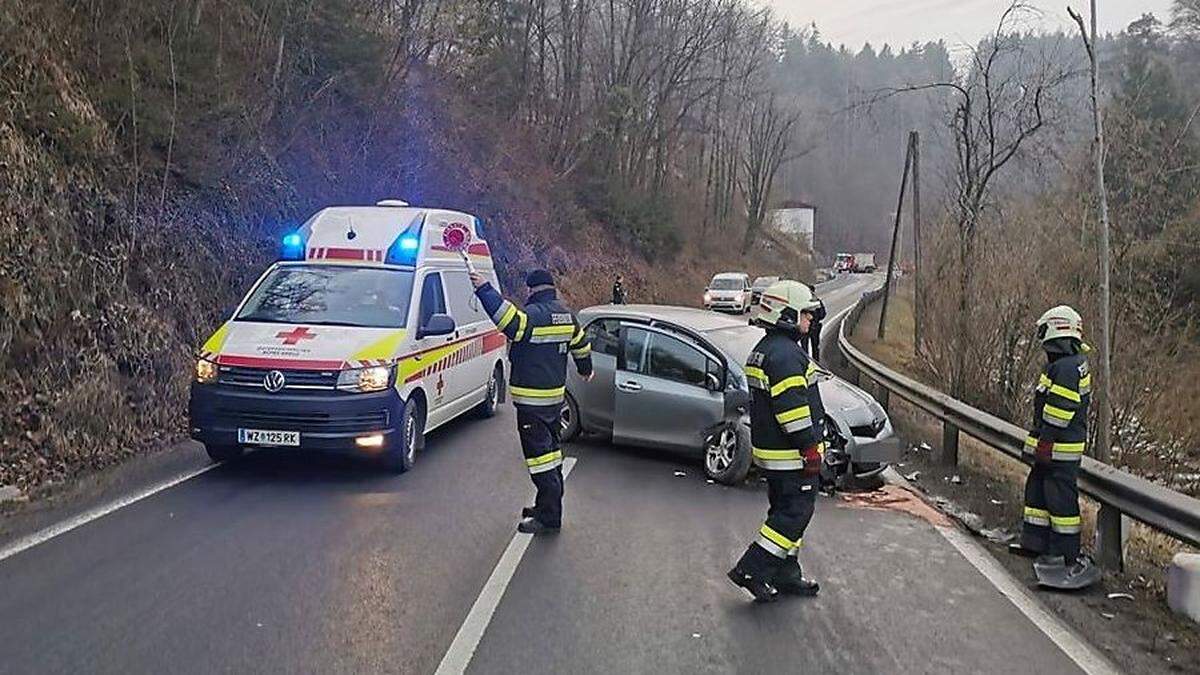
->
[526,269,555,288]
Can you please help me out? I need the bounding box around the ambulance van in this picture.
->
[188,201,508,473]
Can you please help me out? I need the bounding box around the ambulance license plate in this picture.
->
[238,429,300,447]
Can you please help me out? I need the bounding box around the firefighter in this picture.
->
[611,275,627,305]
[471,269,593,534]
[727,280,825,602]
[804,283,826,361]
[1008,305,1100,590]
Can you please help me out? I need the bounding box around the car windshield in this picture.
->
[235,265,415,329]
[752,277,776,289]
[710,277,743,290]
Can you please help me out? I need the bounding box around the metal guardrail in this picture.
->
[837,287,1200,564]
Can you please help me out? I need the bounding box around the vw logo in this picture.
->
[263,370,287,393]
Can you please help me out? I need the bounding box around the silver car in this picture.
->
[562,305,901,485]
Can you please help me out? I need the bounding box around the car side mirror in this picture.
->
[418,313,456,339]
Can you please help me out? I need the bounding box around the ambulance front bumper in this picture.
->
[188,384,403,455]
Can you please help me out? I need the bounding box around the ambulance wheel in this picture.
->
[384,400,422,474]
[205,444,244,463]
[704,423,751,485]
[560,392,581,442]
[476,364,503,419]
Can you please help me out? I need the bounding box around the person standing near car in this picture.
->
[471,269,593,534]
[611,274,627,305]
[1008,305,1099,590]
[804,283,826,361]
[728,280,825,602]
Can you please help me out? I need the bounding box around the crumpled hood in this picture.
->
[818,378,885,426]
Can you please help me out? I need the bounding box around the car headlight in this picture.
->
[337,366,393,393]
[196,358,218,384]
[704,291,712,302]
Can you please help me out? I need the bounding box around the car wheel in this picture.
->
[475,364,503,419]
[560,392,581,442]
[205,444,244,463]
[704,423,751,485]
[384,399,422,474]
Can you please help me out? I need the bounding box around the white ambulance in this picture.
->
[188,201,508,473]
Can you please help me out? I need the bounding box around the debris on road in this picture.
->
[990,499,1004,505]
[673,471,687,477]
[949,474,962,485]
[919,442,931,452]
[705,479,715,484]
[840,485,953,526]
[1102,612,1115,620]
[904,471,921,482]
[1107,593,1135,601]
[980,527,1015,545]
[691,633,701,639]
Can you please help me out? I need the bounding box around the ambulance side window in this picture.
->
[419,273,446,328]
[443,271,488,326]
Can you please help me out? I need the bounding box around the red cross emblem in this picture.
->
[436,374,446,397]
[275,326,317,345]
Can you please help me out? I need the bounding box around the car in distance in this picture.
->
[561,305,900,485]
[703,272,752,313]
[750,275,780,306]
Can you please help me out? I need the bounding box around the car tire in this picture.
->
[704,423,751,485]
[205,444,244,463]
[383,398,422,474]
[560,392,581,442]
[475,364,503,419]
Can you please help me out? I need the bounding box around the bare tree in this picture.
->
[738,94,802,253]
[873,1,1074,396]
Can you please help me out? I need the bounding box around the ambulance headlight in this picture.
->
[195,358,218,384]
[337,366,393,393]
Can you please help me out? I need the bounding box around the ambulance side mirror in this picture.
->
[418,313,456,339]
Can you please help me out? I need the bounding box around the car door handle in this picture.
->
[617,380,643,392]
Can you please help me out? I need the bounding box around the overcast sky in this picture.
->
[768,0,1176,52]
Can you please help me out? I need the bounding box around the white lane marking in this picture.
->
[435,456,578,675]
[935,527,1119,675]
[883,469,1117,675]
[0,464,218,564]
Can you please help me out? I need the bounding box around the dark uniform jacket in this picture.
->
[475,283,592,407]
[1025,351,1091,462]
[744,328,826,471]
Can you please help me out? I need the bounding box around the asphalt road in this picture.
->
[0,274,1102,674]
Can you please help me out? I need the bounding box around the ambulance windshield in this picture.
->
[236,265,415,329]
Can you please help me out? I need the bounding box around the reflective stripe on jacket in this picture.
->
[476,283,591,407]
[746,328,826,471]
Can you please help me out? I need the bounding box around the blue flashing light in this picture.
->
[281,232,305,260]
[399,236,419,251]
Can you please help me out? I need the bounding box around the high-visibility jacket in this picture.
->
[744,328,826,471]
[1025,352,1091,462]
[475,283,592,407]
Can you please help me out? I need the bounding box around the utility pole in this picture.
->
[878,133,914,340]
[911,131,922,352]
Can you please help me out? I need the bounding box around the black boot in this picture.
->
[774,561,820,596]
[521,506,536,518]
[727,564,779,603]
[517,517,560,535]
[1007,543,1041,559]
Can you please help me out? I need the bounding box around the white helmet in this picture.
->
[1036,305,1084,343]
[758,280,821,330]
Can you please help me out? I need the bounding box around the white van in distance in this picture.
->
[703,272,753,313]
